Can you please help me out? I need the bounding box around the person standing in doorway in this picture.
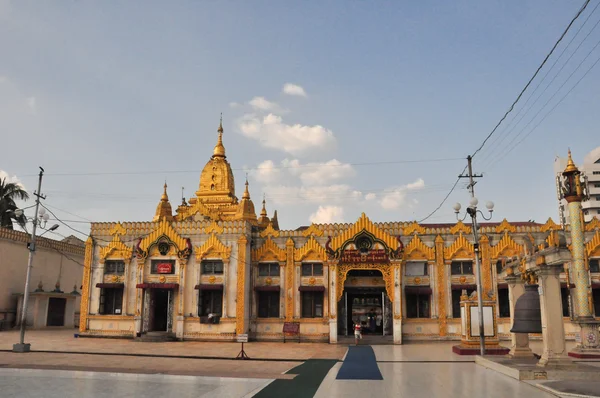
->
[354,321,362,345]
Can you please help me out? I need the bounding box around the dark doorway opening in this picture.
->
[151,289,169,332]
[47,297,66,326]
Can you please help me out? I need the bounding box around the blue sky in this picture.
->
[1,0,599,240]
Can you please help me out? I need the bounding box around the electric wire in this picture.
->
[470,0,591,159]
[477,0,600,165]
[417,165,468,223]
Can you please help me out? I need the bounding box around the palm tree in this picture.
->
[0,177,29,229]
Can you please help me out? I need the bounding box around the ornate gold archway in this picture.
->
[335,263,395,303]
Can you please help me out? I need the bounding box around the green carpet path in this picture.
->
[253,359,338,398]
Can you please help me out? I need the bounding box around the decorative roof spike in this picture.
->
[161,182,169,201]
[564,148,579,174]
[271,209,280,230]
[261,194,267,217]
[154,181,174,222]
[243,177,251,199]
[213,115,226,158]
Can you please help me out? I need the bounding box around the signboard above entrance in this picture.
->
[340,249,389,264]
[156,263,173,273]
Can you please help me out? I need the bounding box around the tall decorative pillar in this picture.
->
[537,266,572,367]
[329,260,337,344]
[506,273,534,358]
[235,235,248,335]
[560,150,600,357]
[434,235,447,336]
[285,238,294,321]
[393,264,402,344]
[79,237,94,333]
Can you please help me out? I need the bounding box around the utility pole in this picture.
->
[13,167,45,353]
[459,156,486,355]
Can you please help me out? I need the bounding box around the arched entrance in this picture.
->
[337,269,393,338]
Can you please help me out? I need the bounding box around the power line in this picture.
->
[471,0,592,159]
[417,165,468,223]
[18,157,464,178]
[477,0,600,164]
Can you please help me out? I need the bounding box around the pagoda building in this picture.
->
[80,130,600,344]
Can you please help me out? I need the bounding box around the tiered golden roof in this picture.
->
[563,149,580,174]
[153,183,174,222]
[236,179,258,224]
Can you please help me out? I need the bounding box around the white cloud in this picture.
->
[254,160,282,184]
[266,184,353,206]
[283,83,307,98]
[248,96,281,112]
[380,178,425,210]
[584,146,600,165]
[309,205,344,224]
[0,76,7,84]
[229,102,241,108]
[26,96,36,114]
[238,113,336,155]
[291,159,355,186]
[365,193,377,201]
[0,170,25,190]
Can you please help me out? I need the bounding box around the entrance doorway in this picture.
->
[47,297,66,326]
[150,289,170,332]
[337,270,393,337]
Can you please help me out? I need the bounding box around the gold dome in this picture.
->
[153,182,173,222]
[563,149,579,174]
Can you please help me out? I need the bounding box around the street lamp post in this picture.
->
[453,198,494,356]
[12,167,58,353]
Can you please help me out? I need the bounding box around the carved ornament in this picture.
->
[110,223,126,236]
[540,217,561,232]
[403,221,426,235]
[99,235,133,264]
[495,219,516,233]
[403,235,435,260]
[329,213,398,252]
[336,263,394,302]
[294,236,327,262]
[136,220,191,261]
[586,217,600,232]
[205,221,224,234]
[260,223,280,238]
[444,233,474,259]
[450,220,472,235]
[490,231,524,259]
[195,233,232,261]
[302,223,324,237]
[252,237,286,262]
[586,230,600,257]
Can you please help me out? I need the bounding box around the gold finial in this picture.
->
[213,115,226,157]
[261,194,267,217]
[243,177,250,199]
[161,182,169,201]
[564,148,579,173]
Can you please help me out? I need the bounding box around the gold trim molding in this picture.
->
[540,217,561,232]
[252,237,286,262]
[450,220,471,235]
[336,263,394,303]
[403,221,426,236]
[403,235,435,260]
[79,237,94,332]
[195,233,232,261]
[444,233,474,259]
[586,217,600,232]
[260,223,280,238]
[330,213,398,252]
[490,231,524,259]
[495,219,516,233]
[137,220,191,261]
[99,235,133,264]
[294,236,327,262]
[302,223,324,237]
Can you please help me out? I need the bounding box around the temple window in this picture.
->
[202,260,224,275]
[495,260,503,275]
[451,288,476,318]
[151,260,175,274]
[258,291,280,318]
[198,290,222,316]
[405,261,428,276]
[590,258,600,273]
[301,263,323,277]
[594,288,600,317]
[301,292,323,318]
[104,260,125,275]
[99,288,123,315]
[258,262,279,277]
[497,286,510,318]
[405,288,430,318]
[450,261,473,275]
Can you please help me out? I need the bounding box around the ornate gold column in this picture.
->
[285,238,294,321]
[235,235,248,335]
[434,235,447,336]
[79,237,94,333]
[480,235,492,293]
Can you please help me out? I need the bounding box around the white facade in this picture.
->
[554,147,600,225]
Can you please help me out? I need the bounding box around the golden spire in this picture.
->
[261,195,267,217]
[243,176,250,199]
[564,148,579,174]
[154,182,173,222]
[213,114,226,158]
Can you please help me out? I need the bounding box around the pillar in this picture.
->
[506,275,534,358]
[329,261,337,344]
[393,265,402,344]
[568,201,593,319]
[235,235,249,335]
[537,267,572,367]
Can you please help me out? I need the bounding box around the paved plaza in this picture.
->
[0,330,593,397]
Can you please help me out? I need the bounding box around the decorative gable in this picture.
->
[490,231,524,258]
[495,219,516,233]
[450,220,471,235]
[403,235,434,260]
[301,223,324,237]
[195,233,232,261]
[330,213,397,251]
[252,237,286,262]
[587,230,600,257]
[99,235,133,264]
[294,236,327,262]
[403,221,426,236]
[444,233,474,259]
[540,217,561,232]
[136,220,191,261]
[260,223,280,238]
[586,217,600,232]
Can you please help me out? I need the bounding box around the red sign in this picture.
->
[283,322,300,334]
[156,262,173,274]
[340,249,389,264]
